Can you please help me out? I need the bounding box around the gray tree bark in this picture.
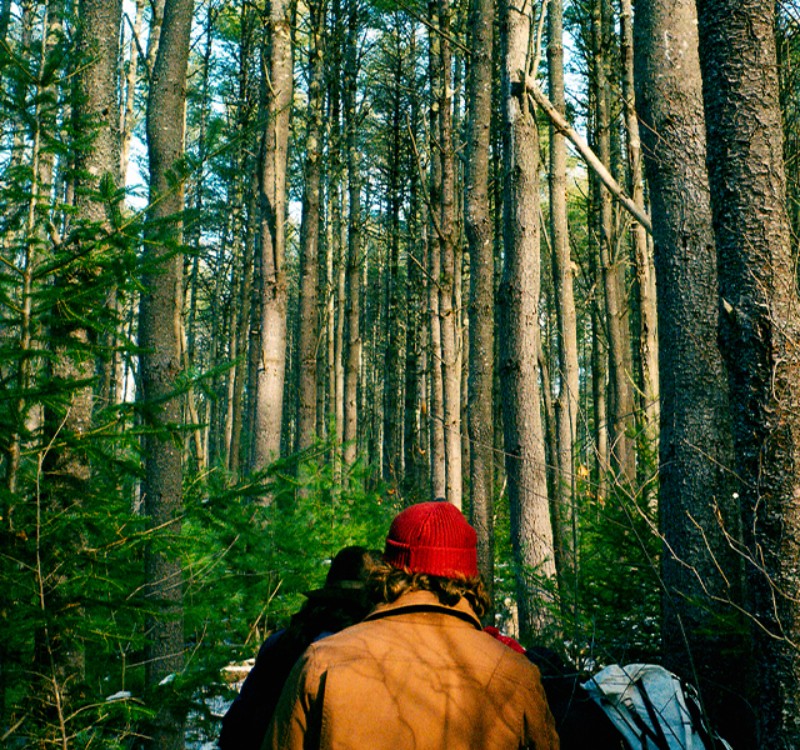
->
[592,0,635,488]
[426,0,446,499]
[140,0,193,746]
[294,0,326,453]
[342,0,361,467]
[620,0,658,458]
[251,0,293,472]
[435,0,463,510]
[695,1,800,745]
[634,0,752,742]
[465,0,495,595]
[500,0,557,641]
[547,0,579,596]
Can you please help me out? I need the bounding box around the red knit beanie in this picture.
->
[383,501,479,578]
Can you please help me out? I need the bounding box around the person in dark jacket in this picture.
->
[217,545,375,750]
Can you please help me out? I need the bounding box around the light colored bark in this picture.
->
[620,0,658,457]
[500,0,557,641]
[120,0,144,180]
[251,0,293,471]
[547,0,579,591]
[427,1,446,499]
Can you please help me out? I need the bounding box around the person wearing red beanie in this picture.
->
[263,501,559,750]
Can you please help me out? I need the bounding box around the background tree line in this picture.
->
[0,0,799,747]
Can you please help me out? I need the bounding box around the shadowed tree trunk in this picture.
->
[139,0,193,746]
[695,1,800,745]
[342,0,361,467]
[620,0,658,458]
[294,0,326,453]
[634,0,753,743]
[465,0,495,598]
[426,0,446,500]
[436,0,462,509]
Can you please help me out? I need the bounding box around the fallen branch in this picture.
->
[526,79,653,235]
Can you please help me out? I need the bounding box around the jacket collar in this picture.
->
[364,589,483,630]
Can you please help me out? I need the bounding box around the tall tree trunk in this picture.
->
[120,0,144,180]
[620,0,658,459]
[593,0,635,487]
[427,0,446,500]
[634,0,753,742]
[294,0,325,453]
[383,13,404,484]
[695,2,800,745]
[342,0,361,467]
[465,0,495,597]
[500,0,557,641]
[140,0,192,746]
[547,0,579,597]
[436,0,462,509]
[252,0,293,472]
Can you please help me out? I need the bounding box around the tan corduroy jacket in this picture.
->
[263,590,560,750]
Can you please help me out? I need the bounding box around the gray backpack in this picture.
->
[582,664,733,750]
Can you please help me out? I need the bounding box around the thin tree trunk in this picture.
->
[465,0,495,597]
[547,0,579,597]
[436,0,462,509]
[620,0,658,459]
[342,0,361,468]
[427,0,446,500]
[383,13,404,483]
[120,0,144,179]
[593,0,635,487]
[294,0,325,453]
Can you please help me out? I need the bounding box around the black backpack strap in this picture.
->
[633,678,672,750]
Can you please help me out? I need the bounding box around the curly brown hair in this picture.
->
[367,559,491,619]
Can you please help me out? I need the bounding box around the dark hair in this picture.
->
[285,547,378,645]
[368,559,491,619]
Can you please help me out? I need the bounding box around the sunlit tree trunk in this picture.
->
[620,0,658,459]
[251,0,293,472]
[547,0,579,594]
[120,0,144,181]
[500,0,556,641]
[427,0,446,500]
